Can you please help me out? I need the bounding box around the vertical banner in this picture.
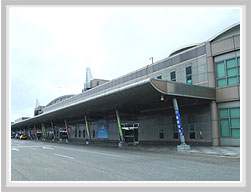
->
[34,125,37,137]
[97,119,108,138]
[175,109,184,137]
[42,123,46,137]
[84,115,91,140]
[64,119,70,138]
[51,122,55,138]
[116,109,124,142]
[173,98,186,144]
[28,127,31,137]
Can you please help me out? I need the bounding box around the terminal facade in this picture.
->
[11,23,240,147]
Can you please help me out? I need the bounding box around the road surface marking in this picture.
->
[42,147,54,150]
[54,153,74,160]
[11,148,19,151]
[29,148,38,151]
[47,145,121,158]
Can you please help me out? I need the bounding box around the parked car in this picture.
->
[20,134,28,140]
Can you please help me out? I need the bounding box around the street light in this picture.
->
[149,57,153,64]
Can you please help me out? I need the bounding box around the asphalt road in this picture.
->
[11,139,240,181]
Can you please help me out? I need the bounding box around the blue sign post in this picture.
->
[173,98,190,151]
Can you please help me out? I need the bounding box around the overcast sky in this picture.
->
[10,6,240,122]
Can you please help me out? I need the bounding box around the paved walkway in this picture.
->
[132,145,240,158]
[35,139,240,158]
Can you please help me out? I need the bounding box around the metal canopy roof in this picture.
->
[11,79,215,128]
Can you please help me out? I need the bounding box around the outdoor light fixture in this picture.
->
[149,57,153,64]
[160,94,164,101]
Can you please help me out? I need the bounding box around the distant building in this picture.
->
[82,67,109,92]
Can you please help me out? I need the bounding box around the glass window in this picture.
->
[228,76,238,85]
[231,118,240,128]
[186,66,192,75]
[171,71,176,81]
[157,75,162,80]
[220,119,230,137]
[186,66,192,84]
[189,132,196,139]
[215,56,240,87]
[188,124,196,139]
[227,68,237,77]
[217,79,227,87]
[231,128,240,138]
[159,132,164,139]
[219,107,240,139]
[83,130,85,138]
[219,109,229,118]
[79,130,81,138]
[216,61,225,78]
[186,76,192,84]
[93,130,95,138]
[230,108,240,117]
[226,58,236,68]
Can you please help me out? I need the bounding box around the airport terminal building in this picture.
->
[11,23,240,147]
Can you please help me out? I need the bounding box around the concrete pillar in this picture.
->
[64,119,70,143]
[84,115,91,144]
[116,109,125,147]
[51,122,55,142]
[206,42,216,88]
[173,98,190,151]
[210,101,220,146]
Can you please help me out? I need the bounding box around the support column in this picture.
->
[51,121,55,142]
[28,126,31,140]
[84,115,91,144]
[64,119,70,143]
[172,98,190,151]
[41,123,46,141]
[34,124,38,140]
[116,109,124,147]
[210,101,220,146]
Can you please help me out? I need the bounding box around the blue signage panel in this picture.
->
[97,119,108,138]
[175,109,184,136]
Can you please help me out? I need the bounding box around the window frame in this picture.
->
[219,107,240,139]
[170,71,176,81]
[215,57,240,87]
[185,65,192,84]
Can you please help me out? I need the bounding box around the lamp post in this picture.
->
[149,57,153,64]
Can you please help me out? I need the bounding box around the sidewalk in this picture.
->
[37,139,240,158]
[133,145,240,158]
